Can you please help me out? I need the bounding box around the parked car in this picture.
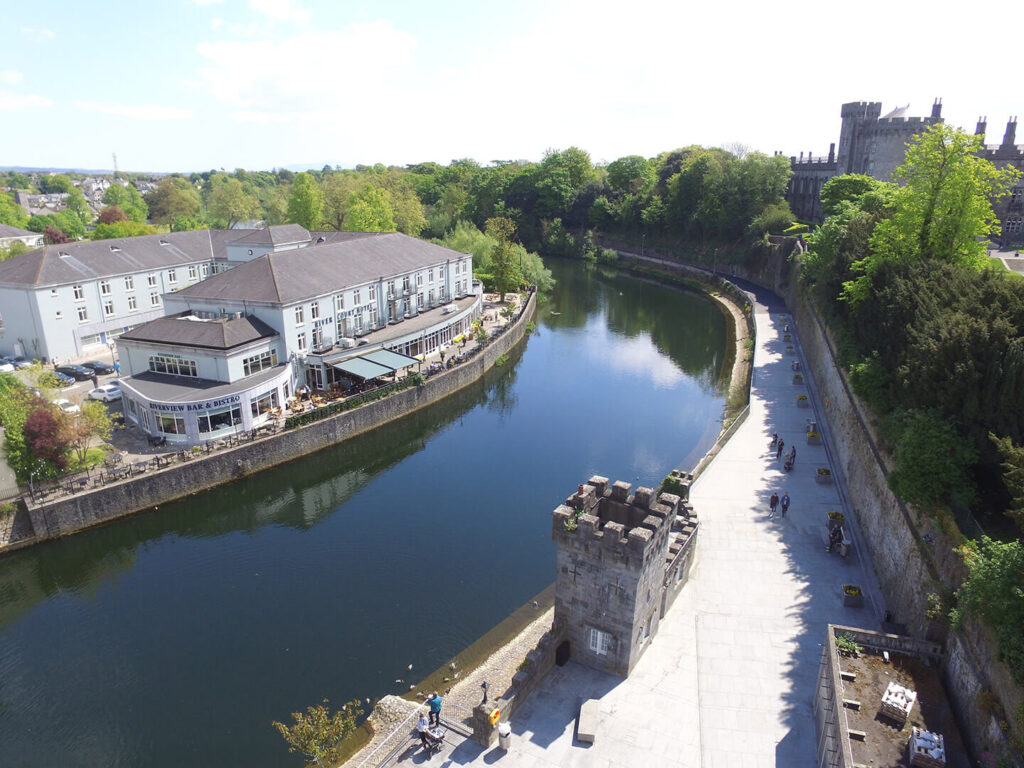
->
[53,398,81,415]
[53,371,75,387]
[81,361,115,375]
[0,362,13,373]
[11,356,35,369]
[55,365,93,381]
[88,383,122,402]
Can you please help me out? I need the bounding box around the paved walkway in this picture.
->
[417,285,885,767]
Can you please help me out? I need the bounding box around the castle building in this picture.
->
[552,476,698,676]
[786,101,1024,247]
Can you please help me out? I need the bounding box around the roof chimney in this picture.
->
[931,98,942,119]
[975,116,987,141]
[1003,117,1018,147]
[828,142,836,163]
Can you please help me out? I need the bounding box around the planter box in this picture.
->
[797,397,809,409]
[783,333,792,342]
[815,470,833,484]
[793,375,804,385]
[807,433,821,445]
[843,592,865,608]
[786,346,795,355]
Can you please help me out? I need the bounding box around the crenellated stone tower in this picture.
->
[552,475,698,677]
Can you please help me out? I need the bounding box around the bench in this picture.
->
[577,699,599,744]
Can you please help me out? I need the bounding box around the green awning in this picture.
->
[332,357,393,380]
[362,348,419,369]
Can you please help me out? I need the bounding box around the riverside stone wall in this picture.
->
[17,292,536,548]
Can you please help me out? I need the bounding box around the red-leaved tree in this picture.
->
[43,225,71,245]
[22,408,67,471]
[98,205,128,224]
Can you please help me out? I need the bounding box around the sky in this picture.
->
[2,0,1022,173]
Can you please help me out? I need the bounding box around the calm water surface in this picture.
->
[0,261,728,767]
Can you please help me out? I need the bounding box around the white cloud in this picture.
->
[197,20,417,113]
[193,0,224,4]
[20,27,54,42]
[0,90,52,110]
[74,101,193,120]
[0,71,24,84]
[248,0,310,24]
[210,17,224,31]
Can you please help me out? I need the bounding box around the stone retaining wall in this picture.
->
[15,292,536,549]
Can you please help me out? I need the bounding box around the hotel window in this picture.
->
[455,262,460,275]
[387,281,395,297]
[103,300,114,317]
[353,289,361,305]
[295,306,305,326]
[297,332,307,351]
[417,293,424,308]
[335,294,345,311]
[150,292,160,307]
[250,391,279,419]
[416,273,423,286]
[128,295,137,311]
[50,288,58,297]
[369,307,378,327]
[1006,218,1023,234]
[201,264,209,277]
[312,326,324,349]
[369,285,376,301]
[428,268,433,282]
[188,265,198,280]
[100,280,111,295]
[147,273,157,287]
[589,628,612,656]
[243,349,279,376]
[77,306,88,322]
[402,276,410,292]
[168,269,177,284]
[428,289,435,305]
[354,314,363,332]
[55,311,63,320]
[310,303,320,320]
[73,284,84,300]
[439,266,445,278]
[198,405,241,433]
[124,275,134,290]
[157,414,186,435]
[149,355,197,377]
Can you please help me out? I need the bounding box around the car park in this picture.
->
[82,361,115,375]
[55,365,93,381]
[88,383,122,402]
[53,398,81,415]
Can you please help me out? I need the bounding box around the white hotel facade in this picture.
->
[0,225,481,445]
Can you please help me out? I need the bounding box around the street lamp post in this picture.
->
[641,233,645,260]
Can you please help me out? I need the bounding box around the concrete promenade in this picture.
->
[425,284,885,767]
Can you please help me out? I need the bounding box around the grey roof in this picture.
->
[362,348,418,369]
[120,363,285,404]
[174,232,470,305]
[0,230,217,288]
[118,311,278,350]
[0,223,39,238]
[332,357,393,380]
[229,224,311,246]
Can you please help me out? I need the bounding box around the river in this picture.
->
[0,259,728,767]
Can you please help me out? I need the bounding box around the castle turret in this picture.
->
[931,98,942,119]
[976,116,988,142]
[837,101,882,175]
[1002,117,1018,148]
[552,476,683,676]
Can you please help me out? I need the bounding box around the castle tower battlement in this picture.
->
[552,475,690,677]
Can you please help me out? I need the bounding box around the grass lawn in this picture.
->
[65,445,112,473]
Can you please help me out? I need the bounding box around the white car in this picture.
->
[54,398,81,414]
[88,384,122,402]
[0,362,14,373]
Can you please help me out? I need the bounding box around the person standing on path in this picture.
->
[769,492,779,516]
[417,712,431,749]
[776,438,785,459]
[780,492,790,517]
[426,692,442,727]
[789,446,796,465]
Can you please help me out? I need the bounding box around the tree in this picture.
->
[0,190,29,228]
[845,125,1021,303]
[170,215,204,232]
[145,177,201,225]
[344,186,396,232]
[64,188,91,227]
[321,173,360,230]
[819,174,888,218]
[206,175,261,229]
[91,221,158,240]
[272,699,363,767]
[103,183,149,223]
[991,434,1024,532]
[882,408,977,508]
[286,172,325,230]
[43,226,70,245]
[22,407,66,471]
[390,185,426,236]
[98,205,128,224]
[61,401,112,463]
[606,155,655,194]
[485,216,523,302]
[38,174,72,194]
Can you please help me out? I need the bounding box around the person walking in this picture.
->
[426,692,442,727]
[788,446,796,465]
[776,438,785,459]
[780,492,790,517]
[769,492,779,517]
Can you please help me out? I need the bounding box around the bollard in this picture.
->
[498,722,511,751]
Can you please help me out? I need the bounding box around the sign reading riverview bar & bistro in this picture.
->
[151,395,243,412]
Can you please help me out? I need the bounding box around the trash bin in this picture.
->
[498,722,511,750]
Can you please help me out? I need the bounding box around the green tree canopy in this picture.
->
[344,186,396,232]
[0,190,29,228]
[606,155,655,194]
[38,174,72,194]
[206,175,261,229]
[91,220,158,240]
[485,216,523,301]
[272,699,363,767]
[286,172,325,230]
[145,177,201,225]
[102,183,149,223]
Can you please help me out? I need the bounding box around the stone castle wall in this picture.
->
[15,292,537,549]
